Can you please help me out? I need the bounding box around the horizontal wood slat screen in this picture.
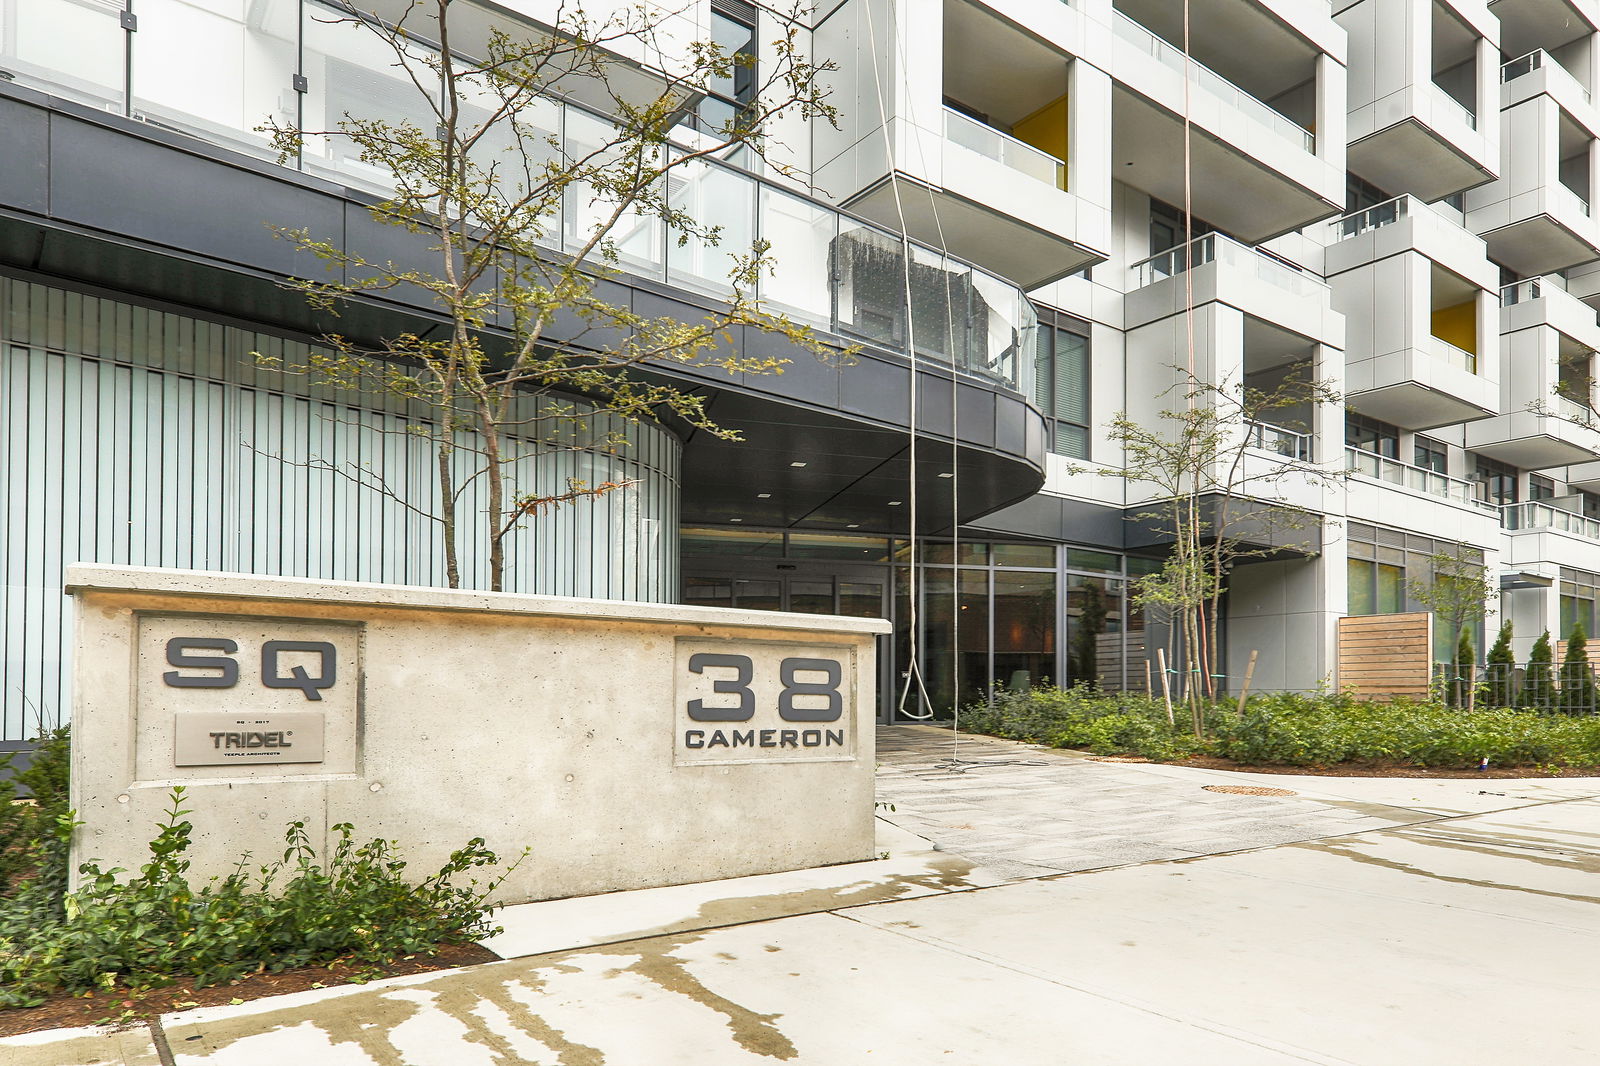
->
[1337,613,1433,699]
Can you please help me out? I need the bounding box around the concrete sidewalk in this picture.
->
[11,727,1600,1065]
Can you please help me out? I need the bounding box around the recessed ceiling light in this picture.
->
[790,461,808,468]
[847,523,860,529]
[757,493,771,498]
[729,517,742,522]
[938,472,954,479]
[888,500,902,506]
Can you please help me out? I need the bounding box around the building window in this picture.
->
[1348,524,1485,660]
[1530,474,1556,501]
[1562,568,1600,637]
[1345,412,1399,459]
[1414,436,1447,474]
[695,2,758,135]
[1582,491,1600,520]
[1148,198,1217,256]
[1472,455,1518,506]
[1345,173,1390,213]
[1033,310,1091,459]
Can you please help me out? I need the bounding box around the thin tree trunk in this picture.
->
[437,441,460,588]
[479,397,507,592]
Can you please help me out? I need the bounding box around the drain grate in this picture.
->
[1203,784,1297,797]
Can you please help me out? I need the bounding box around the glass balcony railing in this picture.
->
[1557,182,1592,218]
[1330,194,1409,239]
[1502,50,1593,105]
[0,0,1038,395]
[1431,83,1477,130]
[1346,448,1494,509]
[1503,501,1600,540]
[1556,395,1598,424]
[1245,420,1313,461]
[1112,11,1314,152]
[1424,334,1477,374]
[943,107,1066,190]
[1500,277,1549,305]
[1131,232,1330,297]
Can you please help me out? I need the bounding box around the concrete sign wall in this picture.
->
[66,566,889,904]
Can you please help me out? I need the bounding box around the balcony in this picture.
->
[1346,448,1496,511]
[1127,233,1339,344]
[1326,199,1499,430]
[1465,94,1600,274]
[1246,420,1313,462]
[822,0,1108,289]
[942,107,1065,190]
[1502,50,1594,114]
[1464,279,1600,466]
[0,0,1043,399]
[1338,0,1497,202]
[1108,2,1342,241]
[1503,501,1600,541]
[1325,195,1495,287]
[1112,12,1312,152]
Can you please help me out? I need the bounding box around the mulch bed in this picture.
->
[0,943,498,1038]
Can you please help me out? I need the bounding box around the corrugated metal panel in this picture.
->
[0,278,681,740]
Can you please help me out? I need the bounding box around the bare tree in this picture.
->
[255,1,841,589]
[1088,367,1342,731]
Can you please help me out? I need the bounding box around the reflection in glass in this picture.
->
[132,0,297,160]
[684,576,733,609]
[668,155,754,295]
[1065,575,1121,689]
[733,579,780,611]
[838,581,885,619]
[757,188,836,328]
[1,0,126,112]
[302,0,439,190]
[920,569,956,716]
[789,580,834,614]
[681,526,783,556]
[994,543,1054,568]
[788,532,892,561]
[994,570,1056,692]
[563,107,665,276]
[958,568,991,709]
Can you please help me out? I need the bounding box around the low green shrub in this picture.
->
[960,684,1207,760]
[0,727,73,929]
[0,784,525,1008]
[960,685,1600,771]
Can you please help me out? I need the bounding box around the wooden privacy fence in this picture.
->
[1337,613,1433,699]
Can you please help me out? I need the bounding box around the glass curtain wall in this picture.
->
[681,528,1149,719]
[0,0,1035,391]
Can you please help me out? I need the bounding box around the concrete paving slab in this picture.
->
[0,1022,162,1066]
[481,819,1017,960]
[848,824,1600,1065]
[161,913,1344,1065]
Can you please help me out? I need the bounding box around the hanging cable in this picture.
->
[862,0,936,720]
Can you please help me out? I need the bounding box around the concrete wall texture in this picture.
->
[65,565,888,904]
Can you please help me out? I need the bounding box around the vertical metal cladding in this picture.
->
[0,277,681,740]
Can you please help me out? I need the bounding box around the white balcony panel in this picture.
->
[844,118,1107,288]
[1325,196,1498,290]
[1125,235,1343,345]
[1105,8,1342,242]
[1501,278,1600,350]
[1344,348,1498,429]
[1502,526,1600,573]
[1466,97,1600,274]
[1345,466,1501,544]
[1465,410,1600,467]
[1501,50,1598,128]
